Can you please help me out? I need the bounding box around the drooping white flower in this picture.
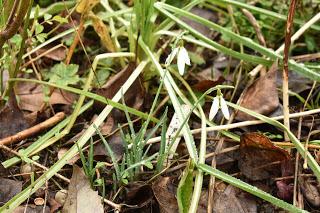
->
[209,94,230,120]
[209,96,219,121]
[165,46,191,75]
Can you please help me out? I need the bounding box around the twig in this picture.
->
[0,144,69,182]
[0,0,31,50]
[241,8,266,47]
[146,108,320,144]
[0,112,65,145]
[282,0,297,141]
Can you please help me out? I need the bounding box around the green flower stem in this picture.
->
[198,164,306,213]
[139,38,198,161]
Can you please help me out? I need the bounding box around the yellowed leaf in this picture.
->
[76,0,100,14]
[91,14,115,52]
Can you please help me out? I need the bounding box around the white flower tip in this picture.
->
[209,97,219,120]
[177,47,191,76]
[220,96,230,120]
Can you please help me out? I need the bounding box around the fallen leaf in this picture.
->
[300,177,320,207]
[124,182,154,211]
[62,165,104,213]
[276,181,293,201]
[239,132,290,181]
[212,185,257,213]
[36,45,67,61]
[57,148,80,165]
[94,62,145,118]
[152,177,179,213]
[76,0,99,14]
[0,178,22,206]
[182,7,217,38]
[93,131,124,162]
[48,197,62,213]
[192,76,225,93]
[16,82,77,112]
[236,63,279,121]
[0,94,30,138]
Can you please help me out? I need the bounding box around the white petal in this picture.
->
[165,47,178,65]
[177,50,186,75]
[179,47,191,66]
[219,96,230,120]
[209,97,219,120]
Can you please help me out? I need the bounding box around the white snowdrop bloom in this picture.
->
[165,46,191,75]
[209,94,230,120]
[209,96,219,121]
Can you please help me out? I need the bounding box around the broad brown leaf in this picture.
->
[0,178,22,205]
[94,62,145,117]
[0,94,30,138]
[239,132,290,181]
[62,166,103,213]
[236,64,279,121]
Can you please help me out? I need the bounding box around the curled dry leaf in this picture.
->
[62,165,104,213]
[90,14,115,52]
[236,63,279,121]
[16,82,77,112]
[299,177,320,207]
[239,132,290,181]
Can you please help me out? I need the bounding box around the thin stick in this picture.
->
[241,8,266,47]
[282,0,297,141]
[0,112,65,145]
[146,108,320,144]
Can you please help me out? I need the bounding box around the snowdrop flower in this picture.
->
[165,46,191,75]
[209,91,230,120]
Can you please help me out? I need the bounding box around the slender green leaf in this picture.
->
[198,164,306,213]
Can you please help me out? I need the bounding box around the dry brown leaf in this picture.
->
[236,63,279,121]
[0,95,30,138]
[62,165,104,213]
[300,177,320,207]
[152,177,179,213]
[94,62,145,118]
[0,178,22,205]
[213,185,257,213]
[57,148,80,165]
[16,82,77,112]
[37,46,67,61]
[239,132,290,181]
[182,7,217,38]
